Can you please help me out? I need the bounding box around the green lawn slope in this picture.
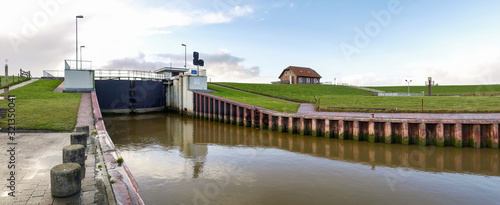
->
[0,80,81,131]
[368,85,500,96]
[213,83,500,113]
[208,84,299,113]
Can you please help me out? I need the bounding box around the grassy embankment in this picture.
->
[0,80,81,131]
[0,76,31,87]
[207,84,299,113]
[214,83,500,113]
[368,85,500,96]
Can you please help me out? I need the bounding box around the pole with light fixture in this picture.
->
[181,44,186,70]
[405,79,412,95]
[80,45,85,69]
[76,15,84,70]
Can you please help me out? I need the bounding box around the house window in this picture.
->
[298,77,303,83]
[306,78,311,83]
[314,78,318,84]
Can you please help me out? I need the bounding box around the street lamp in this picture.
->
[76,15,84,70]
[80,45,85,69]
[181,44,186,70]
[405,79,412,95]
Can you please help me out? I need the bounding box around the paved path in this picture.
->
[0,87,106,204]
[0,79,39,95]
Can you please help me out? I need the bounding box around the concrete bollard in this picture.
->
[75,125,89,137]
[63,144,85,166]
[51,163,82,197]
[71,132,88,147]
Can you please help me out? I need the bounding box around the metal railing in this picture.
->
[65,59,93,70]
[43,70,64,78]
[94,69,165,81]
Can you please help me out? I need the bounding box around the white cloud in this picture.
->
[341,46,500,86]
[0,0,254,76]
[104,51,262,82]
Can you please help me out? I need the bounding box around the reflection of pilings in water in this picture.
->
[193,118,500,176]
[193,92,500,149]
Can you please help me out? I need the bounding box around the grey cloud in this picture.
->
[156,52,261,80]
[0,21,74,76]
[202,52,260,79]
[102,52,168,71]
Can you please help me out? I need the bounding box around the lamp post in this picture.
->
[181,44,186,70]
[76,15,84,70]
[405,79,412,95]
[80,45,85,69]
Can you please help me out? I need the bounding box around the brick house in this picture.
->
[277,66,321,84]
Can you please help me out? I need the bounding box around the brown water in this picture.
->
[104,113,500,205]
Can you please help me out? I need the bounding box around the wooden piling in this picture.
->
[455,123,463,148]
[324,120,330,138]
[368,121,375,143]
[385,122,392,144]
[437,123,444,147]
[312,119,317,137]
[491,123,499,149]
[419,123,426,146]
[353,121,359,141]
[472,124,481,149]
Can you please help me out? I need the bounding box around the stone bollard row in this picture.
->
[50,125,91,197]
[51,163,82,197]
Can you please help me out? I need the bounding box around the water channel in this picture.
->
[104,112,500,204]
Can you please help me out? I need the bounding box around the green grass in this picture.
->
[368,85,500,96]
[0,80,81,131]
[0,76,31,87]
[212,83,500,113]
[208,84,299,113]
[217,82,372,102]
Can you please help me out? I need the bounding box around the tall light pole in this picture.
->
[76,15,84,70]
[181,44,186,70]
[405,79,412,95]
[80,45,85,69]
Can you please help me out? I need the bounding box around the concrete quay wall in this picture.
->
[91,91,145,204]
[193,91,499,149]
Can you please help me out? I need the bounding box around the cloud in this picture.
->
[341,46,500,86]
[0,0,255,76]
[107,51,261,81]
[202,51,260,81]
[101,52,168,71]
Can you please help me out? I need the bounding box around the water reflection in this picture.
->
[104,113,500,204]
[194,118,500,176]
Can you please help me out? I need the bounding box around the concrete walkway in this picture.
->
[0,89,108,204]
[0,79,39,95]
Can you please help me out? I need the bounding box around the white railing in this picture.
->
[94,69,165,81]
[65,59,93,70]
[43,70,64,78]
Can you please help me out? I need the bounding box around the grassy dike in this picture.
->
[0,80,81,131]
[214,83,500,113]
[368,84,500,96]
[208,84,300,113]
[0,76,31,87]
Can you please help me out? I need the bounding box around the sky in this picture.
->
[1,0,500,86]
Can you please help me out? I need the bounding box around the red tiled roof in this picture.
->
[278,66,322,78]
